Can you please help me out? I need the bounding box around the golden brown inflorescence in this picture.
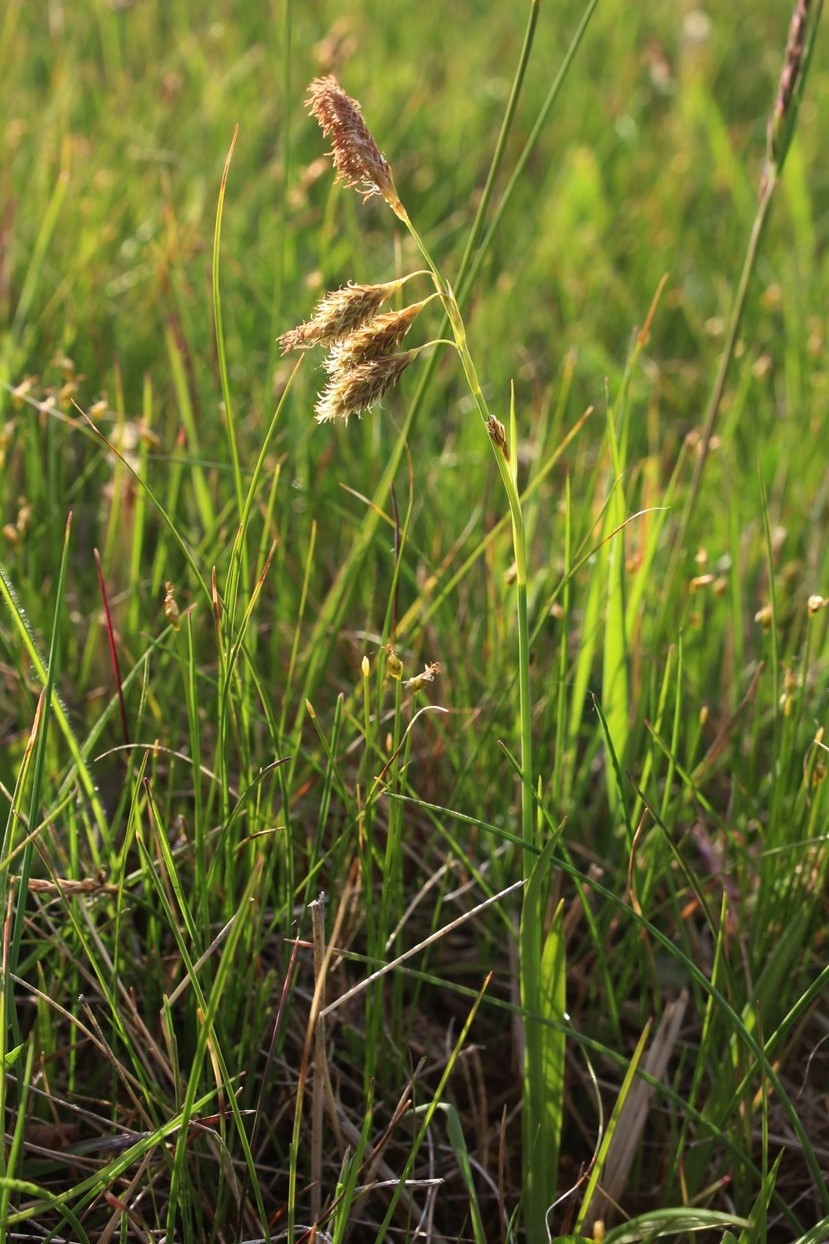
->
[279,281,429,423]
[279,77,437,422]
[306,75,404,217]
[277,280,407,354]
[322,302,428,374]
[314,351,417,424]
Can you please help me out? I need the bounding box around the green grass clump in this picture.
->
[2,1,829,1241]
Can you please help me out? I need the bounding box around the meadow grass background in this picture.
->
[1,1,829,1240]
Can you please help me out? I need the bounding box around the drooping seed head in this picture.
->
[322,301,427,374]
[306,75,404,216]
[314,351,416,424]
[278,279,406,353]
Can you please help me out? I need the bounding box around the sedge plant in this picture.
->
[278,73,561,1239]
[278,76,534,860]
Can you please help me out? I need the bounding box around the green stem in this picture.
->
[400,208,535,863]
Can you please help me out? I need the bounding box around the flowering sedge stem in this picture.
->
[399,207,535,862]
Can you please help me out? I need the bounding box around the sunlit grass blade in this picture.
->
[521,833,567,1241]
[601,402,629,818]
[212,124,244,531]
[600,1208,753,1243]
[0,549,109,847]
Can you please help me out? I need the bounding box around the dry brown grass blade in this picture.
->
[582,989,689,1232]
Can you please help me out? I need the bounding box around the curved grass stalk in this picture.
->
[397,208,535,862]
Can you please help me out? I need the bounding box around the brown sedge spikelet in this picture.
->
[405,661,441,692]
[385,645,404,681]
[322,301,428,374]
[768,0,810,165]
[278,279,406,353]
[306,75,404,216]
[163,582,181,631]
[314,351,416,424]
[486,415,509,460]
